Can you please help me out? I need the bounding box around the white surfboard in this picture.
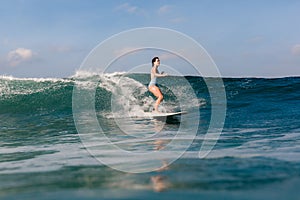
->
[144,111,186,118]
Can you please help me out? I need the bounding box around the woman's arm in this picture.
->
[152,68,167,77]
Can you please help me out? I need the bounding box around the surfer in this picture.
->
[148,57,168,112]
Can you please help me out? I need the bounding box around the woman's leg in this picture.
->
[149,86,164,112]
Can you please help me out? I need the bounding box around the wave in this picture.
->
[1,72,299,117]
[0,72,204,115]
[0,76,73,114]
[0,75,69,83]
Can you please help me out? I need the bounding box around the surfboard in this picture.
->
[144,111,186,118]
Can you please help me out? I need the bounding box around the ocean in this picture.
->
[0,73,299,199]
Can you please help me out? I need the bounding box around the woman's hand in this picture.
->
[161,71,168,76]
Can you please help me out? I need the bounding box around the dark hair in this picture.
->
[152,57,159,66]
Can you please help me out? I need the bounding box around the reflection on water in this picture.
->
[80,111,198,173]
[151,138,171,192]
[151,175,170,192]
[89,115,179,192]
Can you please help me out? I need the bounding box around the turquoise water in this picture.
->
[0,74,300,199]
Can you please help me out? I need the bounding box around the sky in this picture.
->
[0,0,300,78]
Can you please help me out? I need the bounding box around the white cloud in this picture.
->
[291,44,300,56]
[158,5,172,15]
[7,48,34,66]
[115,3,138,14]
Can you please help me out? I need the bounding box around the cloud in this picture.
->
[7,48,34,66]
[157,5,185,24]
[291,44,300,56]
[115,3,138,14]
[158,5,172,15]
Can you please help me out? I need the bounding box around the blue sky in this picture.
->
[1,0,300,77]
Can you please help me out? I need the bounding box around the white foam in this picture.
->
[98,73,152,117]
[71,70,127,79]
[0,75,69,83]
[0,75,72,97]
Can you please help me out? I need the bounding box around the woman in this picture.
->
[148,57,167,112]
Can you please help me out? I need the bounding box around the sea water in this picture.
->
[0,73,299,199]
